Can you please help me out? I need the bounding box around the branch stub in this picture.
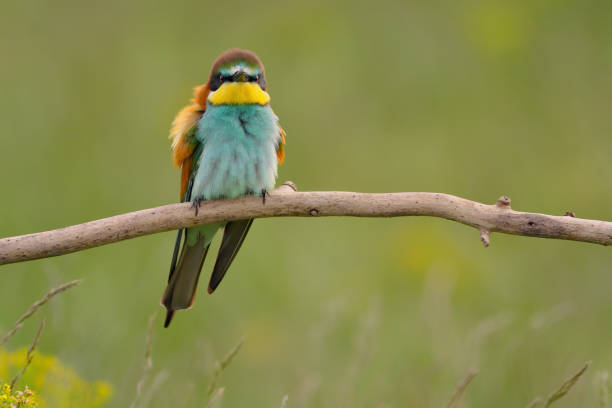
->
[281,181,298,192]
[479,229,490,248]
[496,196,511,209]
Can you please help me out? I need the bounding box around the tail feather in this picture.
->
[167,228,184,283]
[208,219,254,294]
[164,310,175,328]
[162,236,210,327]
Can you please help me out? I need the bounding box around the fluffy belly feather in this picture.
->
[191,104,281,200]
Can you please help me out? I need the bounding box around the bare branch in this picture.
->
[0,181,610,265]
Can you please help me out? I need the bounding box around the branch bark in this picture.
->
[0,181,610,265]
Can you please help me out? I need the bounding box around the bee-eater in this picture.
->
[161,49,286,327]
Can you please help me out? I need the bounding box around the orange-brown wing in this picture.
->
[276,125,286,164]
[169,85,209,199]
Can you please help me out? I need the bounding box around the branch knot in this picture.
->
[496,196,511,209]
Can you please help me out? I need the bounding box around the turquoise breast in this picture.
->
[192,104,281,200]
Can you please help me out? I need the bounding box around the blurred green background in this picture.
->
[1,0,611,406]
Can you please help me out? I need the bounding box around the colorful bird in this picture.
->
[161,49,286,327]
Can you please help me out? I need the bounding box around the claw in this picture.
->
[261,189,270,204]
[191,198,202,216]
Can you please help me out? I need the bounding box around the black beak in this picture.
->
[231,71,249,82]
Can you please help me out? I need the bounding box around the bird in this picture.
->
[161,49,286,327]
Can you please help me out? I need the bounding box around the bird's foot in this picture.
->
[191,198,203,216]
[261,189,270,204]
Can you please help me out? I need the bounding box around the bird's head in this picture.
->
[206,49,270,106]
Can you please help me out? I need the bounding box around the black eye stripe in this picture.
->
[209,74,222,91]
[209,72,266,91]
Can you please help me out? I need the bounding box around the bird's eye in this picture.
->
[209,73,224,91]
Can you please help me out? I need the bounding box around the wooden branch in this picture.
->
[0,181,610,265]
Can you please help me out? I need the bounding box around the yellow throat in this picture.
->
[207,82,271,106]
